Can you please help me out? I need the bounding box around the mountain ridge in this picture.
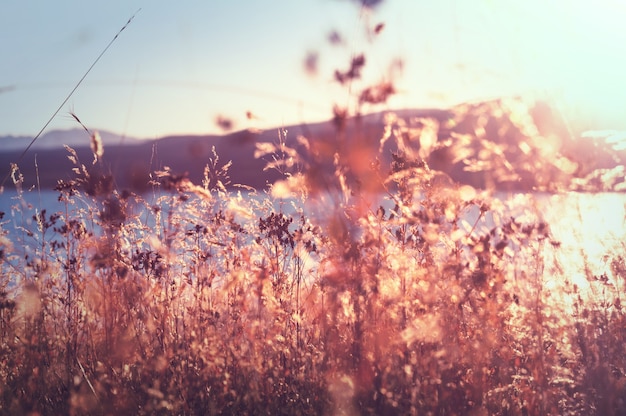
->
[1,102,624,193]
[0,128,143,152]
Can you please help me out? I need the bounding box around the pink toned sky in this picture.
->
[1,0,625,139]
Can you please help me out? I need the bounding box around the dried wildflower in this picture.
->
[55,179,79,198]
[358,80,395,106]
[82,171,114,197]
[90,130,103,164]
[9,163,23,186]
[332,105,349,131]
[334,54,365,84]
[203,146,231,192]
[328,30,343,45]
[215,115,234,131]
[303,51,319,76]
[100,195,126,227]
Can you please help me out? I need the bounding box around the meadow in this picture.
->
[1,96,625,415]
[1,5,625,415]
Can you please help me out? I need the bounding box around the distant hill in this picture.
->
[1,101,624,193]
[0,128,141,152]
[0,109,450,192]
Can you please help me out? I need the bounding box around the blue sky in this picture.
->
[1,0,625,139]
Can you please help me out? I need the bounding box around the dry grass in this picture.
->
[1,5,625,415]
[1,98,625,415]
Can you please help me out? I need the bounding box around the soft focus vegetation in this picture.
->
[1,3,625,415]
[1,97,625,415]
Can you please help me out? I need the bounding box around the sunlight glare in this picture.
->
[540,192,626,287]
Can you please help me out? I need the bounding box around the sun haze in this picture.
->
[0,0,624,138]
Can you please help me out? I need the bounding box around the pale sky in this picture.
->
[1,0,625,139]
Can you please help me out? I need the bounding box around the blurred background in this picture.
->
[1,0,625,139]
